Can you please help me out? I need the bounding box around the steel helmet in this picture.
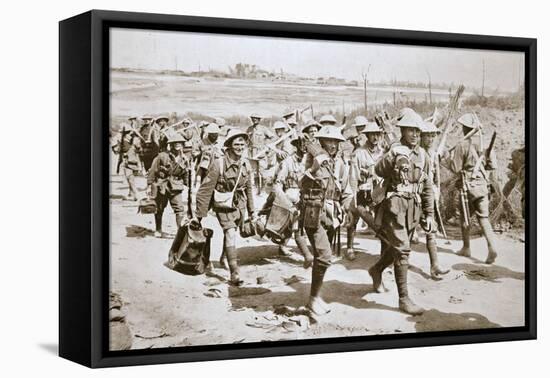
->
[224,128,249,147]
[319,114,338,125]
[395,108,423,129]
[421,121,441,134]
[314,125,346,142]
[273,121,288,131]
[205,123,220,134]
[457,113,481,129]
[352,116,368,127]
[362,122,384,134]
[302,119,321,133]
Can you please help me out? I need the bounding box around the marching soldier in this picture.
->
[367,109,435,315]
[420,121,450,279]
[193,128,256,286]
[282,110,299,132]
[345,122,385,260]
[155,115,170,152]
[272,121,292,164]
[299,125,348,315]
[447,113,499,264]
[352,116,369,148]
[302,119,321,142]
[246,113,276,194]
[138,115,160,172]
[113,124,141,201]
[196,123,223,185]
[271,136,314,266]
[198,120,210,140]
[147,132,191,238]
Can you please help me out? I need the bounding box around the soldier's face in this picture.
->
[401,127,420,146]
[367,132,382,146]
[320,138,339,156]
[276,129,286,137]
[421,133,437,149]
[158,120,167,127]
[307,128,318,140]
[357,134,367,147]
[230,137,247,157]
[207,133,219,143]
[171,142,183,152]
[251,118,260,126]
[182,128,193,140]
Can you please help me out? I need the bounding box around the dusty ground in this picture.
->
[110,170,525,350]
[109,70,526,350]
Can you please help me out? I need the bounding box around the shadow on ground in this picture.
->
[408,309,501,332]
[452,263,525,282]
[126,225,155,238]
[228,280,400,314]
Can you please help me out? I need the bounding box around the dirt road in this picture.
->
[109,172,525,350]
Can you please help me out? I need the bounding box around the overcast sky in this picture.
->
[111,28,524,92]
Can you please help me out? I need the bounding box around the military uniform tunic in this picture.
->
[447,139,496,218]
[375,140,434,256]
[300,152,349,266]
[195,154,255,230]
[147,151,189,217]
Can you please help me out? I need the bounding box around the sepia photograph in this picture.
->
[108,27,526,351]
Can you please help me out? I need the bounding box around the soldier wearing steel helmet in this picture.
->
[299,124,350,315]
[446,113,499,264]
[195,123,223,186]
[420,120,450,279]
[112,121,142,201]
[154,115,170,152]
[246,113,276,194]
[345,121,385,260]
[269,135,314,264]
[147,132,192,238]
[138,115,161,172]
[367,108,435,315]
[192,128,256,285]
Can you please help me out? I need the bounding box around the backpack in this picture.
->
[168,223,213,275]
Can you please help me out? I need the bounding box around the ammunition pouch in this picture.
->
[168,176,185,192]
[301,188,325,230]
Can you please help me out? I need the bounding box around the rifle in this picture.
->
[116,126,129,174]
[436,84,465,157]
[460,171,471,227]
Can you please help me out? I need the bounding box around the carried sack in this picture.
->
[213,158,243,210]
[265,192,297,243]
[137,198,157,214]
[168,223,213,276]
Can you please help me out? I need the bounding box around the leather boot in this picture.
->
[395,259,425,315]
[345,227,357,261]
[295,234,314,269]
[225,246,243,286]
[368,243,393,293]
[307,260,330,315]
[426,234,450,280]
[479,217,498,264]
[154,213,163,238]
[457,223,472,257]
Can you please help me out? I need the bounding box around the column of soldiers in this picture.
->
[114,106,501,317]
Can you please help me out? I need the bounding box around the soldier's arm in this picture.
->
[374,150,394,179]
[147,156,161,186]
[245,163,255,215]
[421,154,435,217]
[195,158,221,218]
[273,160,288,193]
[349,153,360,193]
[447,142,464,174]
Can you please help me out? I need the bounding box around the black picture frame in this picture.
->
[59,9,537,368]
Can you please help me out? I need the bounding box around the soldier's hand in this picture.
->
[190,217,202,230]
[421,216,437,233]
